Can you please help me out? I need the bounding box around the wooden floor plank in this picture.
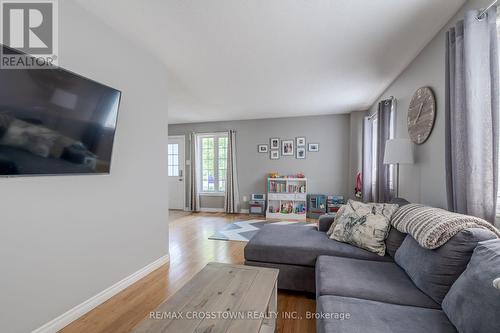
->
[60,212,316,333]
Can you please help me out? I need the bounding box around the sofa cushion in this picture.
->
[330,200,399,256]
[245,260,315,293]
[395,228,496,304]
[316,256,439,309]
[318,214,336,232]
[385,198,410,257]
[386,227,407,258]
[442,239,500,333]
[244,225,393,267]
[316,296,457,333]
[388,197,411,206]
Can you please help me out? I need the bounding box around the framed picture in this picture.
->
[258,144,269,153]
[296,137,306,147]
[270,138,280,150]
[270,150,279,160]
[281,140,294,156]
[308,143,319,152]
[296,147,306,159]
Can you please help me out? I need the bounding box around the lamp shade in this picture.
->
[384,138,414,164]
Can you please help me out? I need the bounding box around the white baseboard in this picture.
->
[32,254,170,333]
[239,209,250,214]
[199,207,225,213]
[184,207,190,212]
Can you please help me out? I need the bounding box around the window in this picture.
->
[168,143,180,176]
[199,133,228,193]
[369,103,395,200]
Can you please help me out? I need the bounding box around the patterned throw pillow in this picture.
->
[329,200,399,256]
[326,205,346,236]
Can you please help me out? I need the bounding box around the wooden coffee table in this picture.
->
[133,262,279,333]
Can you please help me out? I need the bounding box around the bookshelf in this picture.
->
[266,178,307,221]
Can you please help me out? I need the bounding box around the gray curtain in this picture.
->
[376,99,394,203]
[362,116,373,202]
[224,130,240,213]
[445,7,499,223]
[189,132,200,212]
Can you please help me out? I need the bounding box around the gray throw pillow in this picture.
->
[395,228,496,304]
[442,239,500,333]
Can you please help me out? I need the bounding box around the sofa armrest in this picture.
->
[318,214,336,232]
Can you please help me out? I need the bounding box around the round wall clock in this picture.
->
[407,87,436,144]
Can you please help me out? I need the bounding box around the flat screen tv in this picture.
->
[0,45,121,176]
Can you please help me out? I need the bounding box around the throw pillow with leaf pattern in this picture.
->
[329,200,399,256]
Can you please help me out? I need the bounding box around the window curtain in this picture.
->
[362,116,373,202]
[189,132,200,212]
[445,7,499,223]
[362,99,394,203]
[376,99,394,203]
[224,130,240,213]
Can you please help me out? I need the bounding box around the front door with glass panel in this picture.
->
[168,136,185,210]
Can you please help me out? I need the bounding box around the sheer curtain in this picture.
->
[445,7,499,223]
[362,116,374,202]
[224,130,240,213]
[362,99,395,203]
[376,99,395,203]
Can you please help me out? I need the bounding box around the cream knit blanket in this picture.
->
[391,204,500,249]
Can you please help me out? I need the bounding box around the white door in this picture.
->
[168,136,185,210]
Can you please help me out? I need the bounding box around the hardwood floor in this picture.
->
[60,212,316,333]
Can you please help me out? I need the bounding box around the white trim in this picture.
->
[32,254,170,333]
[197,133,228,193]
[168,135,186,210]
[199,207,225,213]
[167,134,186,140]
[200,192,225,197]
[239,209,250,214]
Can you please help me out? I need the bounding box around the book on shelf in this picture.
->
[268,180,306,193]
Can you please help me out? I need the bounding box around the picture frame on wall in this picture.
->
[296,137,306,147]
[308,143,319,152]
[258,144,269,153]
[270,150,279,160]
[270,138,280,150]
[281,140,294,156]
[296,147,306,159]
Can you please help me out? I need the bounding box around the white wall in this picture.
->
[0,1,170,332]
[169,114,351,210]
[368,0,492,208]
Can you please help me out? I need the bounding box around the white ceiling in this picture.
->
[77,0,466,124]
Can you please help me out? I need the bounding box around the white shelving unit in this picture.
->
[266,178,307,221]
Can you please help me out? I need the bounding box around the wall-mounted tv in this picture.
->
[0,45,121,176]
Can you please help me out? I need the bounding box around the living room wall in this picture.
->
[0,2,170,332]
[169,114,351,211]
[368,0,490,209]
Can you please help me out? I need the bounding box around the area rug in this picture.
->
[208,219,316,242]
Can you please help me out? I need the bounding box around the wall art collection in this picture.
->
[257,137,319,160]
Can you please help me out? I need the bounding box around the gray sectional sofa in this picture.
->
[244,199,500,333]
